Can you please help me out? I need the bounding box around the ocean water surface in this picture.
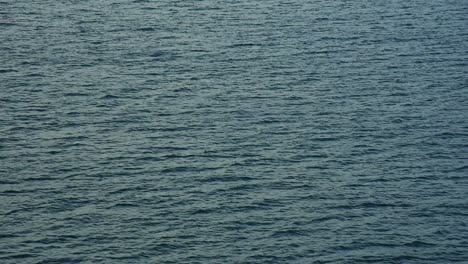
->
[1,0,468,263]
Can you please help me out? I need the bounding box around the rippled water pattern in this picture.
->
[1,0,468,263]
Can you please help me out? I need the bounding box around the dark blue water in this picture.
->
[1,0,468,263]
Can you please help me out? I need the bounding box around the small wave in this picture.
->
[107,203,139,209]
[199,175,255,183]
[270,229,308,238]
[189,207,217,215]
[100,94,119,99]
[403,240,437,247]
[63,92,89,97]
[0,22,16,26]
[3,253,38,260]
[0,69,17,73]
[226,43,261,48]
[137,27,158,32]
[450,165,468,172]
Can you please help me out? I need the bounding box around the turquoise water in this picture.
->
[1,0,467,263]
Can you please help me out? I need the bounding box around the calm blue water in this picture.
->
[1,0,468,263]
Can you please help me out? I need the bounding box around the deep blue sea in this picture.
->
[1,0,468,263]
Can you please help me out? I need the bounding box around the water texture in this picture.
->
[1,0,468,263]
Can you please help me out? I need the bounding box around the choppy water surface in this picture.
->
[1,0,468,263]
